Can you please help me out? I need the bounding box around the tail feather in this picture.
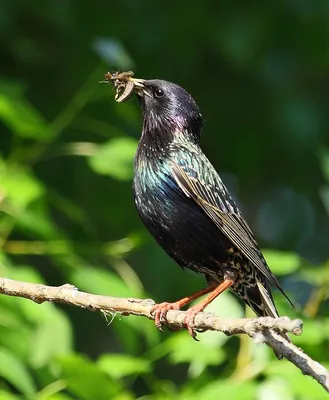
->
[246,280,291,360]
[256,281,279,318]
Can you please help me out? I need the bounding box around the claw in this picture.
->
[184,305,204,340]
[151,301,203,339]
[152,302,180,332]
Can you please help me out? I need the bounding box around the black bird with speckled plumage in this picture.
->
[132,79,293,357]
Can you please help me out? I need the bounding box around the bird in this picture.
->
[125,77,294,358]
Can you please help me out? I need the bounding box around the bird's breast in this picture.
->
[133,158,183,230]
[132,154,233,272]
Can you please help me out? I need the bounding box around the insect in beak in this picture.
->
[100,71,146,103]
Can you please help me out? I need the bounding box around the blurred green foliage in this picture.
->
[0,1,329,399]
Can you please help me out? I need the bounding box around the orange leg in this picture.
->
[152,284,217,330]
[151,278,235,337]
[184,278,235,338]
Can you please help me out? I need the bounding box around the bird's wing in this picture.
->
[171,156,287,296]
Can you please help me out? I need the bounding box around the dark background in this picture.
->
[0,1,328,399]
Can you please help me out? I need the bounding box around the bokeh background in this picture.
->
[0,1,329,399]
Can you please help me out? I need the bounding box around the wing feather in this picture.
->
[171,159,294,307]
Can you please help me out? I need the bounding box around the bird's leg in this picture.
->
[184,276,235,339]
[152,284,218,331]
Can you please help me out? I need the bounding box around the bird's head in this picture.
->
[135,79,203,145]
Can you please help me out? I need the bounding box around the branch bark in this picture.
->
[0,277,328,393]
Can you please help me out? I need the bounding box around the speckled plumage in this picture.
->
[132,79,293,336]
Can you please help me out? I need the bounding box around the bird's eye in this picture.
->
[154,88,164,99]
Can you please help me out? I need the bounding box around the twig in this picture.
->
[264,330,329,391]
[0,277,328,393]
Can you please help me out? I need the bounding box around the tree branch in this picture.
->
[0,277,328,393]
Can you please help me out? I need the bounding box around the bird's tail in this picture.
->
[245,280,290,360]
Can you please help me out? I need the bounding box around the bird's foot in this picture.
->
[151,279,235,339]
[151,302,182,331]
[151,301,205,339]
[151,286,218,332]
[184,303,207,340]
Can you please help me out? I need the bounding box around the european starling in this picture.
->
[105,73,294,358]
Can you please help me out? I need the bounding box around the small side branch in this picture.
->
[0,277,328,393]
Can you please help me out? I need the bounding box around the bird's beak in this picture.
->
[129,78,146,97]
[128,78,152,100]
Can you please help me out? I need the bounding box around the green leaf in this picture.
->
[0,389,21,400]
[196,381,256,400]
[97,354,151,378]
[71,266,131,297]
[204,289,244,319]
[0,307,22,330]
[57,354,120,400]
[298,267,329,286]
[88,137,137,180]
[29,309,72,368]
[4,266,59,325]
[0,323,31,360]
[36,380,69,400]
[262,249,300,275]
[7,264,44,284]
[292,318,329,346]
[265,361,329,399]
[258,378,294,400]
[15,199,59,239]
[43,395,74,400]
[0,161,44,209]
[0,81,49,140]
[0,348,36,397]
[165,291,242,376]
[318,147,329,183]
[167,331,225,368]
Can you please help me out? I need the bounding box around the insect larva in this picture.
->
[115,80,135,103]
